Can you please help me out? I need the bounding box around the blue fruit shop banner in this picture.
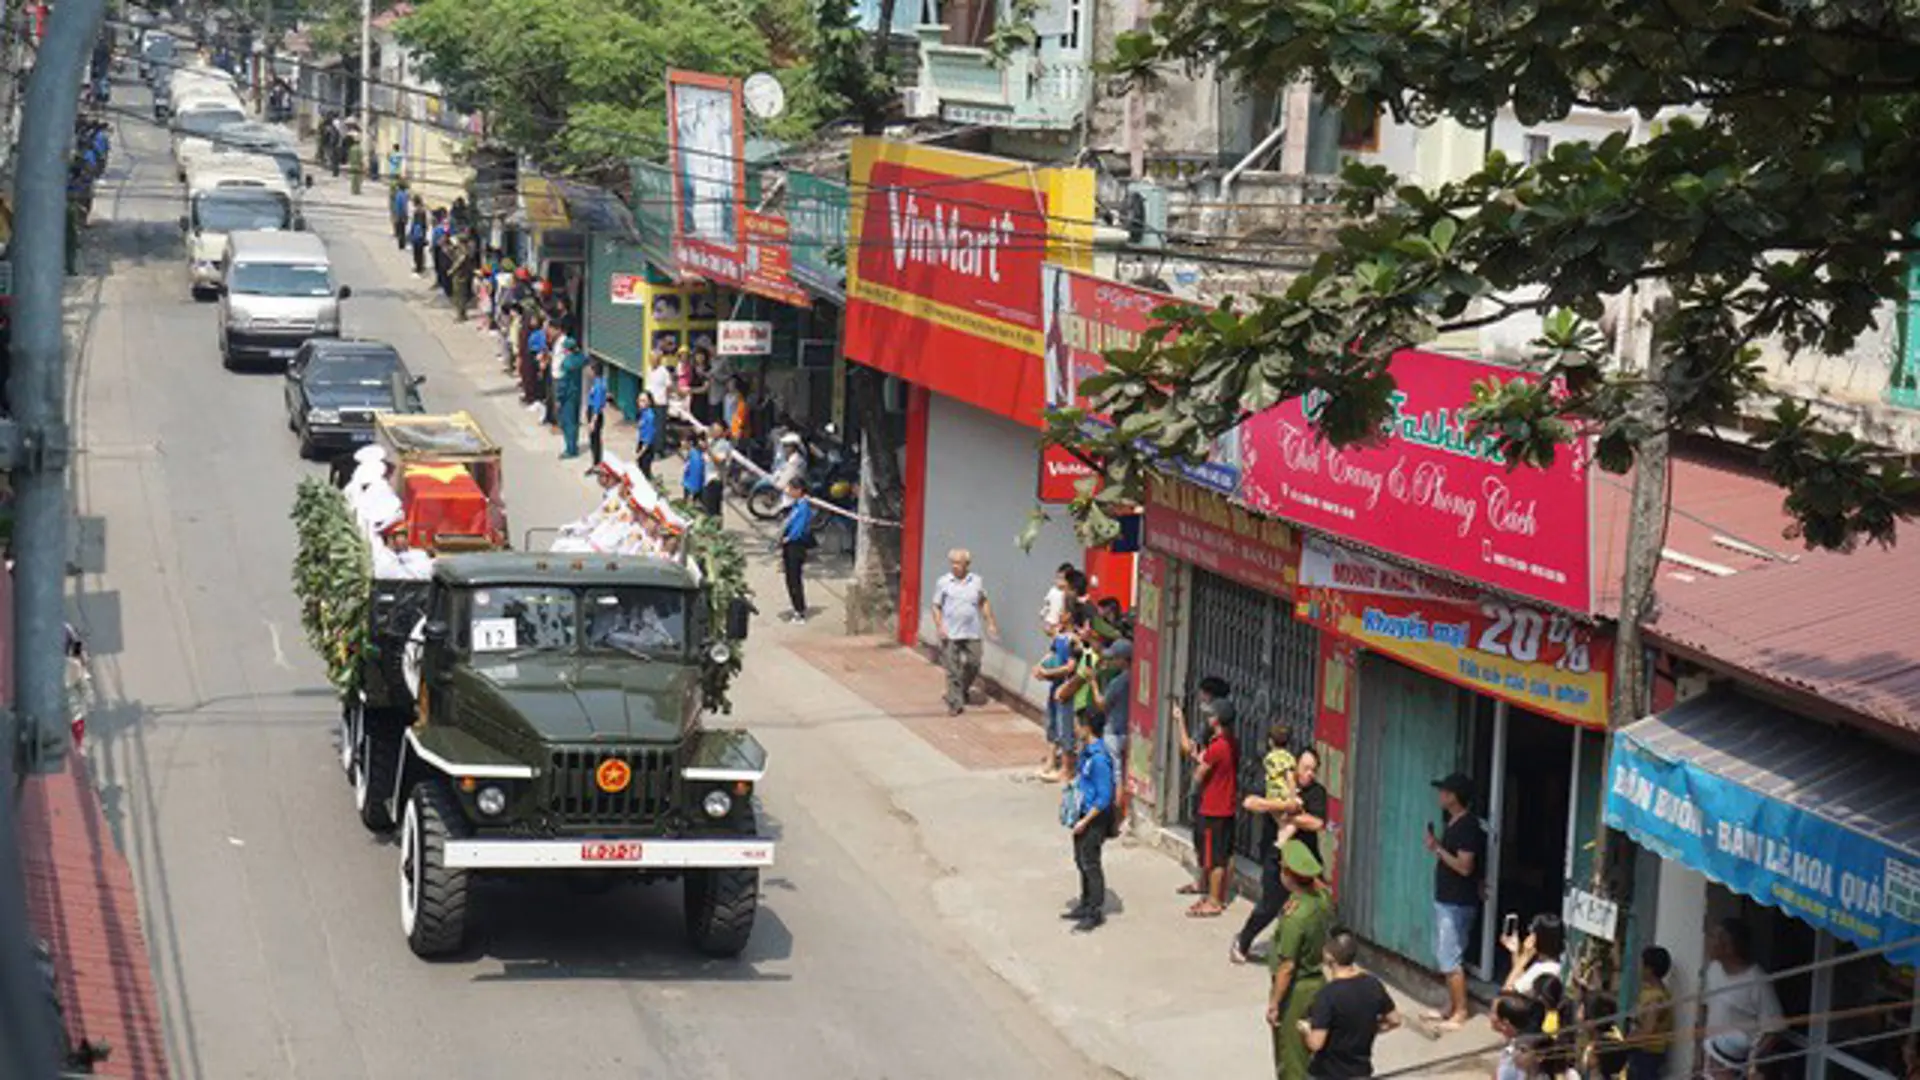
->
[1605,733,1920,964]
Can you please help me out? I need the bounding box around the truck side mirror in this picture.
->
[725,596,754,641]
[422,619,449,645]
[337,284,352,299]
[177,214,190,231]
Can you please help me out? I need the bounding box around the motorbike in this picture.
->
[746,422,860,522]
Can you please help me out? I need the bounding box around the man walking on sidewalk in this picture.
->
[779,480,815,623]
[931,549,998,715]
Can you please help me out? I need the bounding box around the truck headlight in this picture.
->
[307,408,340,425]
[707,642,732,665]
[702,790,733,819]
[476,786,507,816]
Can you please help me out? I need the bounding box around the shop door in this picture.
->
[1345,654,1478,970]
[1485,707,1574,984]
[1180,567,1318,863]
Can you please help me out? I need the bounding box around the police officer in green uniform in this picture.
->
[1267,840,1333,1080]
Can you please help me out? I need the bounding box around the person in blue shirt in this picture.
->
[389,182,410,250]
[779,479,814,623]
[554,334,587,459]
[386,143,404,181]
[681,432,708,506]
[585,360,609,468]
[407,206,428,276]
[637,391,664,479]
[1033,612,1083,781]
[1066,707,1117,931]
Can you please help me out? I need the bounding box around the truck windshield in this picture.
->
[179,109,244,139]
[464,587,577,656]
[230,262,331,297]
[193,190,291,233]
[584,588,688,657]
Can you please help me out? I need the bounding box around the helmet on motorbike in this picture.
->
[830,480,855,501]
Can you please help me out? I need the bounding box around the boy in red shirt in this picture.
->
[1180,699,1238,917]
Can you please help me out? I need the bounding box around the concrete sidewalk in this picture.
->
[325,172,1501,1080]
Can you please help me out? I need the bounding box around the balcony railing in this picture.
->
[914,25,1090,130]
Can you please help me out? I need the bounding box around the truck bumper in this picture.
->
[443,837,774,871]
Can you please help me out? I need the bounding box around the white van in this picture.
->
[171,99,247,170]
[182,160,298,297]
[218,231,352,369]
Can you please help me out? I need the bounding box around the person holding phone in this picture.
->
[1423,772,1486,1031]
[1501,913,1566,995]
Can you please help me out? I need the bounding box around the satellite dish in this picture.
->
[744,73,786,121]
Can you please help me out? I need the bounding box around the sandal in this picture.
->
[1187,902,1225,918]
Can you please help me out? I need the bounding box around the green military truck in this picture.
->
[293,481,770,960]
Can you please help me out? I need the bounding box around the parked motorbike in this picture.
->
[746,423,860,521]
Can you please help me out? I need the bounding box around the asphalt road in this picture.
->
[69,93,1099,1079]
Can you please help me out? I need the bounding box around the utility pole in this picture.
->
[354,0,370,193]
[2,0,107,1067]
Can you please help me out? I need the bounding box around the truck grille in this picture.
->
[544,746,678,826]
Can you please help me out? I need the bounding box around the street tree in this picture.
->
[398,0,830,179]
[1056,0,1920,725]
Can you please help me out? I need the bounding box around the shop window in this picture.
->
[1524,133,1551,165]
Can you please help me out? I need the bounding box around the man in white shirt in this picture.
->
[930,549,998,715]
[1701,918,1784,1080]
[646,355,676,415]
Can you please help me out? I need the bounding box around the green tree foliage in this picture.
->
[397,0,833,178]
[1064,0,1920,553]
[291,478,373,696]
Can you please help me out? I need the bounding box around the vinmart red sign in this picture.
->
[1238,350,1593,612]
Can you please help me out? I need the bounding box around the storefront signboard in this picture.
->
[1295,537,1612,729]
[1141,474,1298,596]
[787,172,849,302]
[667,70,748,286]
[743,210,811,308]
[716,320,773,356]
[609,273,647,305]
[1606,733,1920,964]
[846,138,1095,428]
[1126,551,1167,805]
[1240,349,1593,613]
[1037,443,1100,503]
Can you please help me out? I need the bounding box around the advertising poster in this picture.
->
[1294,537,1612,728]
[608,273,646,305]
[1039,263,1241,493]
[667,70,747,285]
[845,137,1094,427]
[1239,349,1593,612]
[716,321,773,356]
[1140,473,1298,597]
[743,211,810,308]
[1127,551,1166,804]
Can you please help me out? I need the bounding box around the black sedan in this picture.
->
[284,340,426,459]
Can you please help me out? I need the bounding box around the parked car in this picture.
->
[283,339,426,459]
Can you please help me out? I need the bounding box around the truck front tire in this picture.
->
[354,710,399,831]
[683,867,759,959]
[399,780,471,958]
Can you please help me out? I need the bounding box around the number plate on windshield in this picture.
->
[580,841,643,862]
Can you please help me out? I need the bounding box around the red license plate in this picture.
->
[579,841,643,862]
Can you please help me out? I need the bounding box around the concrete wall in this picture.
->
[916,394,1085,708]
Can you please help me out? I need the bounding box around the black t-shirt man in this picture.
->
[1432,811,1487,906]
[1262,779,1329,862]
[1307,971,1397,1079]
